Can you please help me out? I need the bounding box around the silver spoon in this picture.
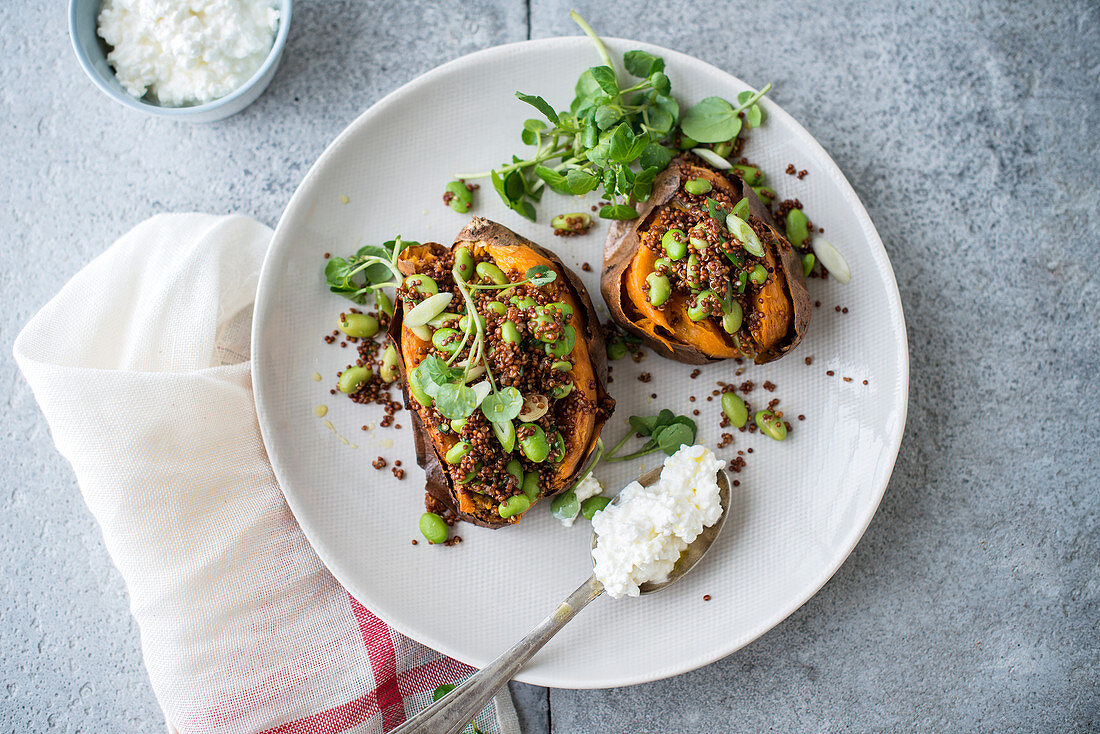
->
[390,465,731,734]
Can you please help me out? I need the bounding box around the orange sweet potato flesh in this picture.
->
[602,154,811,364]
[388,219,612,529]
[473,240,596,483]
[623,245,740,359]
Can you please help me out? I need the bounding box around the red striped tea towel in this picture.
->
[13,214,518,734]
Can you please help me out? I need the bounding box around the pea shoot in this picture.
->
[452,12,771,222]
[410,263,558,443]
[324,236,412,314]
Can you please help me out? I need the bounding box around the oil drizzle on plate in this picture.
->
[312,403,357,449]
[322,419,358,449]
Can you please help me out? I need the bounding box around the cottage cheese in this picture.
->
[591,445,723,598]
[98,0,280,107]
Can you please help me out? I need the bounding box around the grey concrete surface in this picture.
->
[1,0,1096,732]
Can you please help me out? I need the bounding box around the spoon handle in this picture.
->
[389,574,604,734]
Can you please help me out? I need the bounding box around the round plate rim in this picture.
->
[252,35,910,689]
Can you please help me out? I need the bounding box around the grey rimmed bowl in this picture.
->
[68,0,292,122]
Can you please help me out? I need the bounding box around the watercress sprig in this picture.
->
[551,409,697,522]
[602,409,698,463]
[324,236,412,309]
[451,12,772,223]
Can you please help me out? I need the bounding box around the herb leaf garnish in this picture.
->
[452,13,772,222]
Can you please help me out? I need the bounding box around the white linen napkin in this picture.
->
[13,214,518,734]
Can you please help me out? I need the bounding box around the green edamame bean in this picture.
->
[606,338,627,361]
[450,417,467,432]
[646,272,671,307]
[539,302,574,321]
[749,264,769,285]
[403,274,438,295]
[545,325,577,358]
[522,472,540,500]
[419,512,448,544]
[786,208,810,248]
[712,140,735,159]
[731,164,764,186]
[338,312,380,338]
[493,420,516,453]
[506,459,524,487]
[752,185,775,204]
[581,496,611,520]
[408,368,431,406]
[551,382,574,399]
[551,360,572,372]
[678,134,698,150]
[530,312,559,342]
[688,291,715,322]
[510,295,537,310]
[500,320,521,344]
[661,229,687,260]
[721,391,749,427]
[476,261,508,285]
[689,236,709,252]
[445,181,473,213]
[432,327,461,354]
[802,253,816,277]
[445,441,471,464]
[664,237,687,260]
[685,254,701,289]
[500,320,523,345]
[755,410,788,441]
[380,344,400,383]
[520,425,550,463]
[721,301,743,334]
[337,366,372,394]
[684,177,713,195]
[498,494,531,519]
[552,212,592,231]
[453,247,475,282]
[487,300,507,316]
[730,197,751,221]
[375,291,395,318]
[459,312,485,335]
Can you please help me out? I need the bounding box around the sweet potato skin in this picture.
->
[389,218,612,528]
[601,154,811,364]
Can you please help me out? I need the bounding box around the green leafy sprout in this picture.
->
[451,11,771,222]
[412,264,558,438]
[551,407,699,521]
[324,236,411,311]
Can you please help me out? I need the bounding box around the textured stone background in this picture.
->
[1,0,1097,732]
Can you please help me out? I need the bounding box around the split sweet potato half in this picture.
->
[602,154,811,364]
[388,217,613,528]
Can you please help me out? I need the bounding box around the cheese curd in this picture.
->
[558,474,604,528]
[591,445,723,598]
[98,0,280,107]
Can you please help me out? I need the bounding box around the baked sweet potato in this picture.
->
[602,154,811,364]
[388,217,613,528]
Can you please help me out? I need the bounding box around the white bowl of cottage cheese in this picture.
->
[68,0,291,122]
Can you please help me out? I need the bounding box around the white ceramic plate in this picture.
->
[253,37,908,689]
